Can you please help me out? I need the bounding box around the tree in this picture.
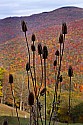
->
[0,67,6,103]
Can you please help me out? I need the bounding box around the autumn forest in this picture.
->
[0,6,83,125]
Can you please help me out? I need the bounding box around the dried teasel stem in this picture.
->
[44,58,47,125]
[31,34,36,90]
[9,74,20,125]
[36,43,44,125]
[21,21,30,65]
[21,22,35,91]
[28,92,34,106]
[28,92,36,125]
[26,62,30,94]
[49,69,57,125]
[31,34,39,125]
[62,22,67,56]
[68,66,73,115]
[49,23,67,125]
[43,46,48,125]
[26,69,31,125]
[26,62,35,90]
[55,50,59,70]
[60,75,62,93]
[21,22,42,125]
[37,43,43,97]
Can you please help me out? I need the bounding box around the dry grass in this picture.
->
[0,103,29,118]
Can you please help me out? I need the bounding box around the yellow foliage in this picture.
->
[0,86,2,89]
[0,91,3,96]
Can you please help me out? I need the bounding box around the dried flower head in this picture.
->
[38,101,42,111]
[31,44,36,51]
[26,62,30,72]
[9,74,13,84]
[62,22,67,34]
[55,50,59,56]
[28,92,34,106]
[68,65,73,77]
[21,21,27,32]
[38,43,42,55]
[3,119,8,125]
[40,88,46,96]
[53,60,57,66]
[43,46,48,59]
[59,34,63,44]
[32,34,36,42]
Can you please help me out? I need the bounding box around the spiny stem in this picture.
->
[49,34,65,124]
[38,54,43,97]
[62,34,65,56]
[44,59,46,125]
[25,32,30,64]
[24,32,35,90]
[10,84,20,125]
[69,76,71,115]
[32,40,37,93]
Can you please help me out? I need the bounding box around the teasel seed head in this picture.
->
[40,88,46,96]
[55,50,59,56]
[59,34,63,44]
[43,46,48,59]
[38,43,42,55]
[21,21,27,33]
[62,22,67,34]
[26,62,30,72]
[38,101,42,111]
[28,92,34,106]
[60,75,63,82]
[68,65,73,77]
[9,74,13,84]
[32,34,36,42]
[31,44,36,51]
[53,60,57,67]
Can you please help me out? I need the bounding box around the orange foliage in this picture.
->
[74,83,83,92]
[79,85,83,92]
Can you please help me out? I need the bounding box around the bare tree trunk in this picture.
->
[20,93,22,111]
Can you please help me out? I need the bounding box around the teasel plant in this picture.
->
[49,22,67,125]
[21,21,68,125]
[21,21,36,91]
[22,21,44,125]
[68,65,73,115]
[42,46,48,125]
[22,21,36,124]
[62,22,67,56]
[31,34,36,89]
[37,43,44,125]
[26,62,32,125]
[9,74,20,125]
[37,43,43,94]
[28,91,36,125]
[31,34,41,125]
[26,61,39,125]
[21,21,34,89]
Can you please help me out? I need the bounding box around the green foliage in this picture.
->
[52,91,83,123]
[71,102,83,123]
[0,116,29,125]
[0,116,83,125]
[0,67,5,85]
[0,67,6,96]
